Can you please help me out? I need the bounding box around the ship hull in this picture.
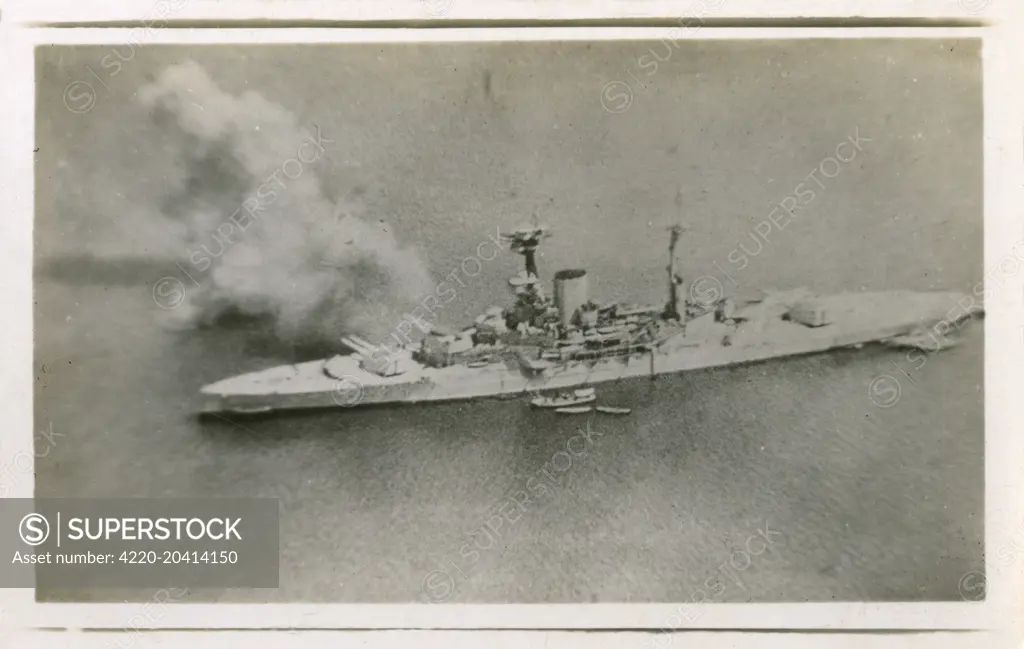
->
[199,290,983,415]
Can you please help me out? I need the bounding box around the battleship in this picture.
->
[199,223,984,414]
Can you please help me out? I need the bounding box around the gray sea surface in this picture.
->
[34,264,983,603]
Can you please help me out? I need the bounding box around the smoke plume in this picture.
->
[139,62,431,349]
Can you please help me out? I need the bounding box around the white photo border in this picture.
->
[0,0,1006,25]
[0,20,1019,633]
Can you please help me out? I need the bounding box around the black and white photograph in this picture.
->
[1,12,1020,644]
[28,31,990,605]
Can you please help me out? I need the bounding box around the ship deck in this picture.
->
[199,289,981,413]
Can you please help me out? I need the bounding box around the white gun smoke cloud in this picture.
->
[139,62,432,348]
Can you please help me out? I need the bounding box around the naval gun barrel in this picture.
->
[341,335,376,356]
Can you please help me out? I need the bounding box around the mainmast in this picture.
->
[665,224,684,321]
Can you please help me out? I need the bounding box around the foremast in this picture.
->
[501,215,553,282]
[665,224,685,323]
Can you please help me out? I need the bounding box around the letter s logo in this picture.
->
[600,81,633,114]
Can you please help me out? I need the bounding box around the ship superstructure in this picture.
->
[199,223,983,414]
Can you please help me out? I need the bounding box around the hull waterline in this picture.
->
[198,290,983,415]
